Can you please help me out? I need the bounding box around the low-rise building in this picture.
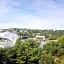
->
[35,35,46,48]
[35,35,45,43]
[0,32,18,48]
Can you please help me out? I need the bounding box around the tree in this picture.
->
[48,35,57,40]
[15,39,41,64]
[39,52,54,64]
[57,36,64,43]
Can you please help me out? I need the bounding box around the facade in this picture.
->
[21,35,29,39]
[0,32,18,48]
[35,35,45,43]
[35,35,46,48]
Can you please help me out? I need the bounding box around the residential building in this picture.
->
[0,32,18,48]
[35,35,45,43]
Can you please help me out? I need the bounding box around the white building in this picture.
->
[36,35,45,43]
[0,32,18,48]
[35,35,46,48]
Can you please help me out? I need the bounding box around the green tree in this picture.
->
[48,35,57,40]
[15,39,41,64]
[57,36,64,43]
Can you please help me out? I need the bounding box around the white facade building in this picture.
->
[0,32,18,48]
[36,35,45,43]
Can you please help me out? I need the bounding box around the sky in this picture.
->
[0,0,64,29]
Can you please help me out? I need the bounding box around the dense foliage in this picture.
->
[14,38,41,64]
[0,36,64,64]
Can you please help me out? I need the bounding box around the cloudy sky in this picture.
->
[0,0,64,29]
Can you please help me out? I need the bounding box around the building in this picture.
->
[36,35,45,43]
[21,35,29,39]
[0,32,18,48]
[35,35,46,48]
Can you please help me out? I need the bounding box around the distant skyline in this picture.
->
[0,0,64,29]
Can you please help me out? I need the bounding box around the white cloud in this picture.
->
[4,14,61,29]
[0,0,64,29]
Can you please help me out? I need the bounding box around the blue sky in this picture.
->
[0,0,64,29]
